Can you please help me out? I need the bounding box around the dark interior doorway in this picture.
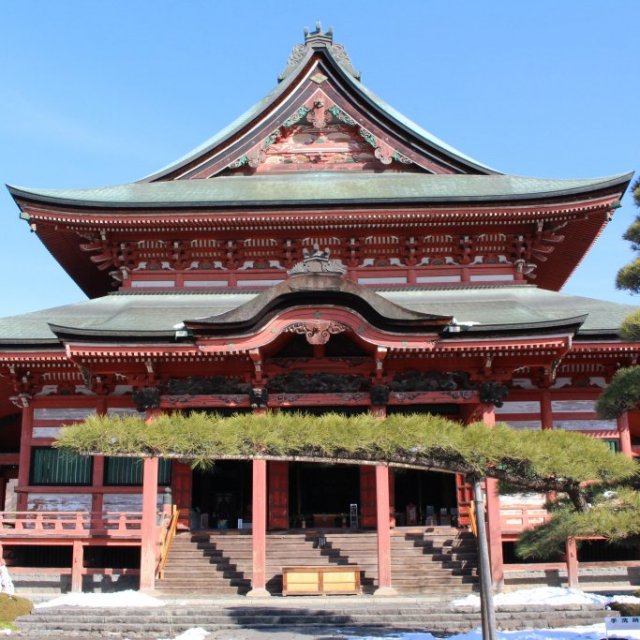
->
[192,461,251,529]
[393,469,457,526]
[289,462,359,528]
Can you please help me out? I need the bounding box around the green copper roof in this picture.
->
[8,172,632,210]
[0,286,635,345]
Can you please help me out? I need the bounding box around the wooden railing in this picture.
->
[157,505,179,579]
[500,504,550,534]
[0,511,143,538]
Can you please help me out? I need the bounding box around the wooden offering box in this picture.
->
[282,565,361,596]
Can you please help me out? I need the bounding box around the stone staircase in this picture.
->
[16,600,617,638]
[157,527,477,597]
[158,531,253,595]
[323,527,478,596]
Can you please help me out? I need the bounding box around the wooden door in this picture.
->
[268,461,289,529]
[360,465,376,528]
[171,462,193,528]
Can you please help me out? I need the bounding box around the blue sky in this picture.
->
[1,1,639,316]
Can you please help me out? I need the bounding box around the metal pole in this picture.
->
[474,477,497,640]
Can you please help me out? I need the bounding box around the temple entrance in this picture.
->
[393,469,458,527]
[289,462,360,528]
[191,461,251,530]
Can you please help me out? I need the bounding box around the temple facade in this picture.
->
[0,27,638,595]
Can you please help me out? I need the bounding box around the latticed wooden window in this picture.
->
[30,447,92,485]
[104,458,171,486]
[603,439,620,454]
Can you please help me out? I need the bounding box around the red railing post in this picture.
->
[566,537,579,588]
[71,540,84,593]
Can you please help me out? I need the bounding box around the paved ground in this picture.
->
[203,632,365,639]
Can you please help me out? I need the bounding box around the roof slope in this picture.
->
[0,286,635,345]
[7,173,632,209]
[142,26,497,180]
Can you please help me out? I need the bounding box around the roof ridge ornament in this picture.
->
[278,24,361,83]
[304,22,333,46]
[287,243,347,276]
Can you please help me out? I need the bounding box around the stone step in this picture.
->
[17,603,615,639]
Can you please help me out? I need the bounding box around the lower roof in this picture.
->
[0,285,636,346]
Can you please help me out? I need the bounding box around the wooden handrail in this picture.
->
[469,499,478,538]
[157,505,179,580]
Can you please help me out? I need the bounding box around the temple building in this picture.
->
[0,26,637,596]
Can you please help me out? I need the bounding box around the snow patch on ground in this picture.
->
[158,628,209,640]
[35,589,165,608]
[451,586,620,608]
[346,624,640,640]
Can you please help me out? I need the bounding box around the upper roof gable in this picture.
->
[142,26,497,182]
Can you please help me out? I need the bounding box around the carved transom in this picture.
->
[284,320,348,345]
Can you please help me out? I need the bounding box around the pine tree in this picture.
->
[597,177,640,418]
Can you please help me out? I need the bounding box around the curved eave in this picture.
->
[184,274,453,335]
[574,329,622,339]
[48,323,176,342]
[452,314,588,338]
[6,172,632,211]
[0,340,62,349]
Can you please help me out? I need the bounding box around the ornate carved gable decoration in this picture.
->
[284,321,348,345]
[224,90,417,175]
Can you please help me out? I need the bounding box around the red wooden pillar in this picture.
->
[140,456,159,591]
[91,456,105,515]
[617,412,633,458]
[92,398,108,516]
[482,404,504,590]
[247,458,270,597]
[17,403,33,511]
[540,391,553,430]
[360,404,394,529]
[374,464,397,596]
[268,461,289,529]
[565,537,579,588]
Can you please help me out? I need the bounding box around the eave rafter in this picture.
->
[561,342,640,381]
[19,195,617,231]
[0,351,69,365]
[15,195,618,292]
